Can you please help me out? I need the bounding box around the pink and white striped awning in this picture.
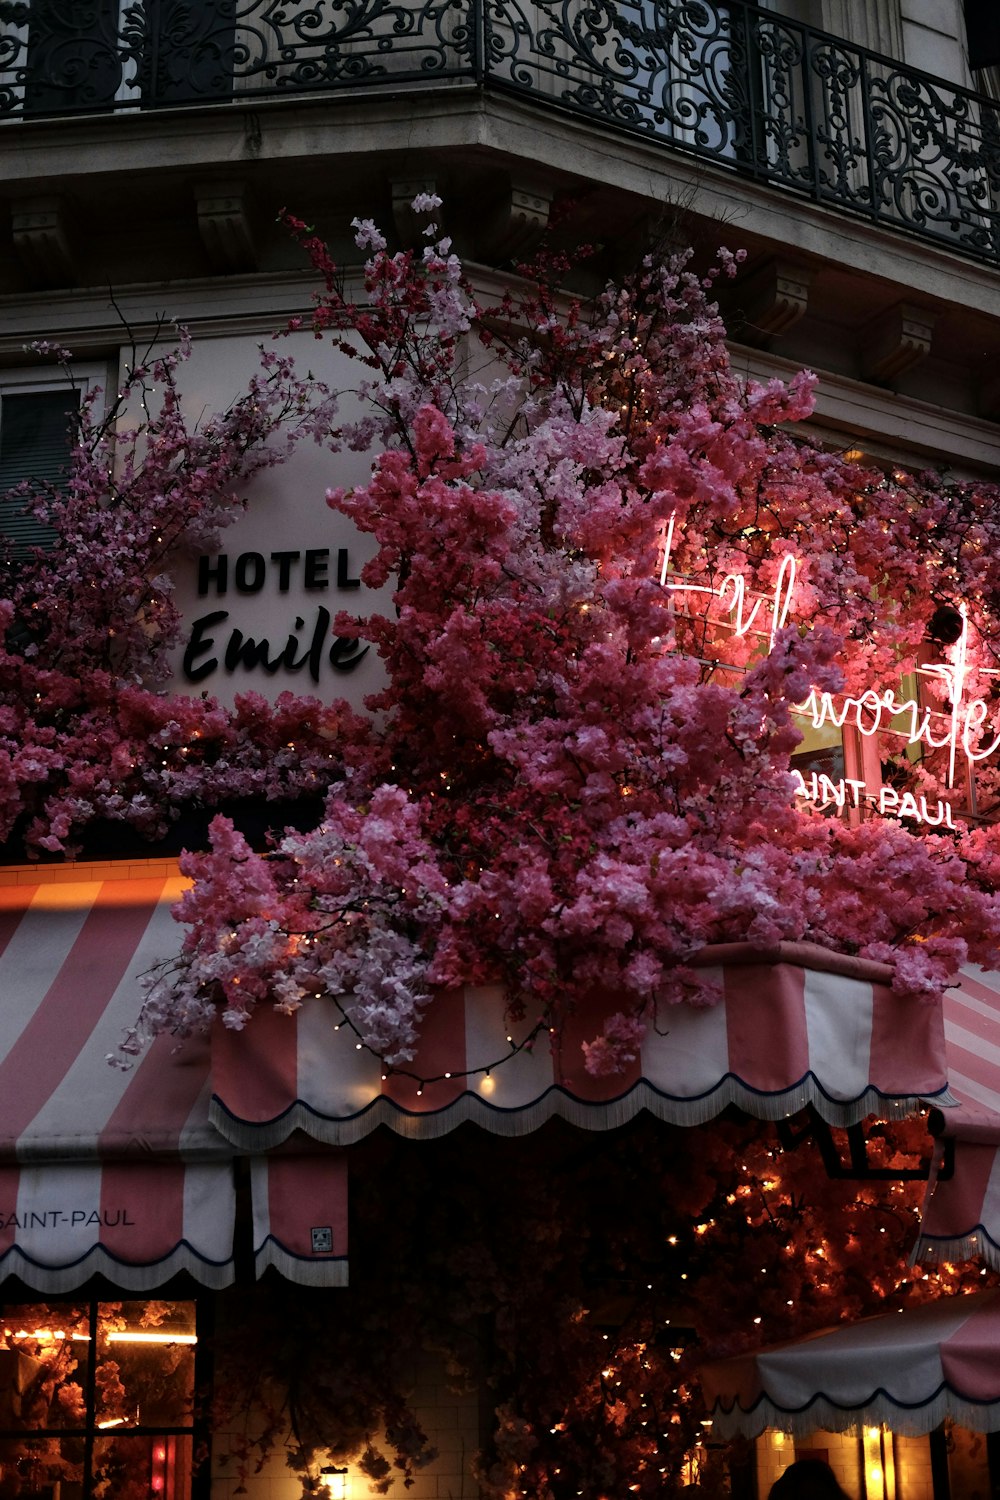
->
[208,942,953,1150]
[0,864,347,1291]
[251,1153,349,1285]
[0,861,959,1290]
[915,966,1000,1270]
[702,1287,1000,1438]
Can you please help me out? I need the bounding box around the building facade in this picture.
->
[2,4,1000,1500]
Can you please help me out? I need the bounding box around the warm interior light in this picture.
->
[320,1468,349,1500]
[862,1423,896,1500]
[7,1328,78,1345]
[106,1331,197,1345]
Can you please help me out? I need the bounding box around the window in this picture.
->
[21,0,123,115]
[0,364,109,562]
[0,1301,199,1500]
[0,385,79,559]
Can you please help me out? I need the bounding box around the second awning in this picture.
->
[702,1288,1000,1438]
[916,965,1000,1270]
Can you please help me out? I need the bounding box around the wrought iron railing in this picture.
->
[3,0,1000,267]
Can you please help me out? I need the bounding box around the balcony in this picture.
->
[2,1,1000,270]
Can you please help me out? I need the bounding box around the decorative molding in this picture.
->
[195,181,258,274]
[10,196,77,288]
[476,180,552,261]
[730,338,1000,476]
[860,302,936,383]
[737,259,812,345]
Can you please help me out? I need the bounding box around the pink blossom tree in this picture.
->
[7,200,1000,1498]
[0,323,362,856]
[134,203,1000,1072]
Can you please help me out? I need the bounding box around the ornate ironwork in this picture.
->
[0,0,476,115]
[3,0,1000,266]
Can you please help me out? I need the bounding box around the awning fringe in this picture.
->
[254,1242,348,1287]
[0,1242,235,1293]
[211,1078,950,1150]
[710,1389,1000,1440]
[914,1231,1000,1271]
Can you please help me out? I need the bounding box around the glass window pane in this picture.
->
[95,1304,196,1430]
[0,389,79,558]
[0,1310,92,1431]
[93,1433,193,1500]
[0,1305,196,1500]
[0,1432,85,1497]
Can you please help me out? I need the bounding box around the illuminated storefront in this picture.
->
[0,1305,198,1500]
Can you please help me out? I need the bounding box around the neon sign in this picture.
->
[791,770,957,829]
[658,515,999,801]
[659,513,797,653]
[796,604,1000,788]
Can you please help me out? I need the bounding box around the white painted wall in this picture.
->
[773,0,970,81]
[151,331,393,710]
[900,0,971,84]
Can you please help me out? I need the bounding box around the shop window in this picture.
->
[0,1301,199,1500]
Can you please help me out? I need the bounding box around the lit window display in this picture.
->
[0,1303,197,1500]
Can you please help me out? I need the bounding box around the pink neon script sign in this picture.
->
[659,513,797,652]
[795,604,1000,787]
[658,518,999,785]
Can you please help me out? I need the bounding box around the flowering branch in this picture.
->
[140,204,1000,1075]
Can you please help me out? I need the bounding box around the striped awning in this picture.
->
[702,1287,1000,1439]
[208,942,954,1149]
[0,864,347,1291]
[915,966,1000,1270]
[0,862,958,1290]
[251,1153,348,1285]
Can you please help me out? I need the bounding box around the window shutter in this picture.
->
[0,389,79,559]
[965,0,1000,70]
